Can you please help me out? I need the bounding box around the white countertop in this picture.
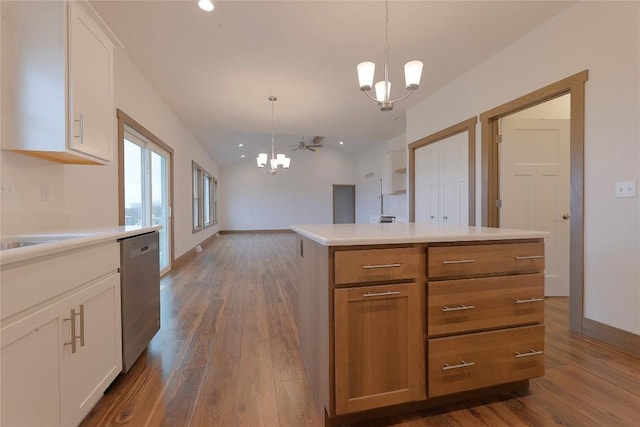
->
[0,225,161,267]
[290,223,548,246]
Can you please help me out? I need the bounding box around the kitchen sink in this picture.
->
[0,233,93,251]
[0,241,52,250]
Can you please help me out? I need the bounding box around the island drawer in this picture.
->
[427,324,545,397]
[427,273,544,336]
[334,247,421,285]
[428,241,544,280]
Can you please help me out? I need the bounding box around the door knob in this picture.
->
[562,213,570,220]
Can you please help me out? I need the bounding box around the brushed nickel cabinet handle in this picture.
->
[362,263,402,269]
[442,304,475,312]
[515,297,544,304]
[363,290,401,298]
[79,304,85,347]
[442,360,475,371]
[442,259,476,265]
[64,308,77,354]
[515,255,544,260]
[515,349,544,358]
[75,114,84,144]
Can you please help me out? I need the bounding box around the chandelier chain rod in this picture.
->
[383,0,390,102]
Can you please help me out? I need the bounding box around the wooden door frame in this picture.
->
[117,109,176,273]
[408,117,477,224]
[479,70,588,333]
[332,184,356,224]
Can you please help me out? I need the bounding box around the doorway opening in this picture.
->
[333,185,356,224]
[480,70,588,332]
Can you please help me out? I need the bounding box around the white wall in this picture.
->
[220,147,355,230]
[354,134,408,224]
[1,41,220,260]
[406,2,640,334]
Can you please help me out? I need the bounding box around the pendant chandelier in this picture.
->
[256,96,291,174]
[356,0,423,111]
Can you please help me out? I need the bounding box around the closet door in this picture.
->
[414,143,439,224]
[414,134,468,226]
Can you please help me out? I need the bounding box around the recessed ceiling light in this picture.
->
[241,154,245,158]
[198,0,214,12]
[238,143,244,147]
[339,141,344,145]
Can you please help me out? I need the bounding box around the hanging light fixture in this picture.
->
[256,96,291,175]
[356,0,423,111]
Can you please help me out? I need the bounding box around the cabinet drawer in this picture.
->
[428,241,544,279]
[428,325,544,397]
[334,247,421,285]
[427,274,544,336]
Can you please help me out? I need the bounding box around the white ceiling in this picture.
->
[91,0,574,166]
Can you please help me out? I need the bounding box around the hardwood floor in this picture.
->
[81,232,640,427]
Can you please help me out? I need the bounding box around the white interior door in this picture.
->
[499,118,570,296]
[414,143,439,224]
[414,133,468,225]
[439,134,468,225]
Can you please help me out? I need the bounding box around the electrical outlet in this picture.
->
[615,181,636,198]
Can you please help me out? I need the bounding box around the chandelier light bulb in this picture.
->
[404,60,423,90]
[357,62,375,91]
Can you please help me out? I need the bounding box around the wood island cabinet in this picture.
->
[294,228,546,426]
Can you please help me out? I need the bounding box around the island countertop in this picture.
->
[290,223,548,246]
[0,225,161,267]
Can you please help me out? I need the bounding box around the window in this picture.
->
[204,172,213,227]
[193,161,218,232]
[192,161,203,232]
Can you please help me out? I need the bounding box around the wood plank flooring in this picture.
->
[81,232,640,427]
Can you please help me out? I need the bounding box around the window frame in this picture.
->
[192,161,203,233]
[203,171,214,228]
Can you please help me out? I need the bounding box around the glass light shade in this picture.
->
[270,158,278,169]
[375,81,391,102]
[404,60,423,90]
[282,157,291,169]
[357,62,375,91]
[198,0,214,12]
[276,153,285,164]
[257,153,268,167]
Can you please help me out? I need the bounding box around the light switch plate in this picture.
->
[615,181,636,198]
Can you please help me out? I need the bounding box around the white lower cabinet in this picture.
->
[1,246,122,427]
[1,304,64,427]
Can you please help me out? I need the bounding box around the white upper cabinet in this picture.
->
[1,1,115,165]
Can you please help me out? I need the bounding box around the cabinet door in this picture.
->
[334,282,425,414]
[68,2,114,162]
[61,273,122,426]
[1,303,65,427]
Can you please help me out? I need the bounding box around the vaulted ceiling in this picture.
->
[91,1,574,165]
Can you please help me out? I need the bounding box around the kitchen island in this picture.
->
[291,223,548,426]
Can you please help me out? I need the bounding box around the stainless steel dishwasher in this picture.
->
[119,231,160,372]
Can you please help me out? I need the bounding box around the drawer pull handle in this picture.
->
[515,255,544,260]
[441,259,476,265]
[362,263,402,269]
[515,297,545,304]
[515,349,544,358]
[442,360,475,371]
[442,304,475,312]
[363,290,401,298]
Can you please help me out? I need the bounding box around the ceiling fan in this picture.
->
[292,136,324,152]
